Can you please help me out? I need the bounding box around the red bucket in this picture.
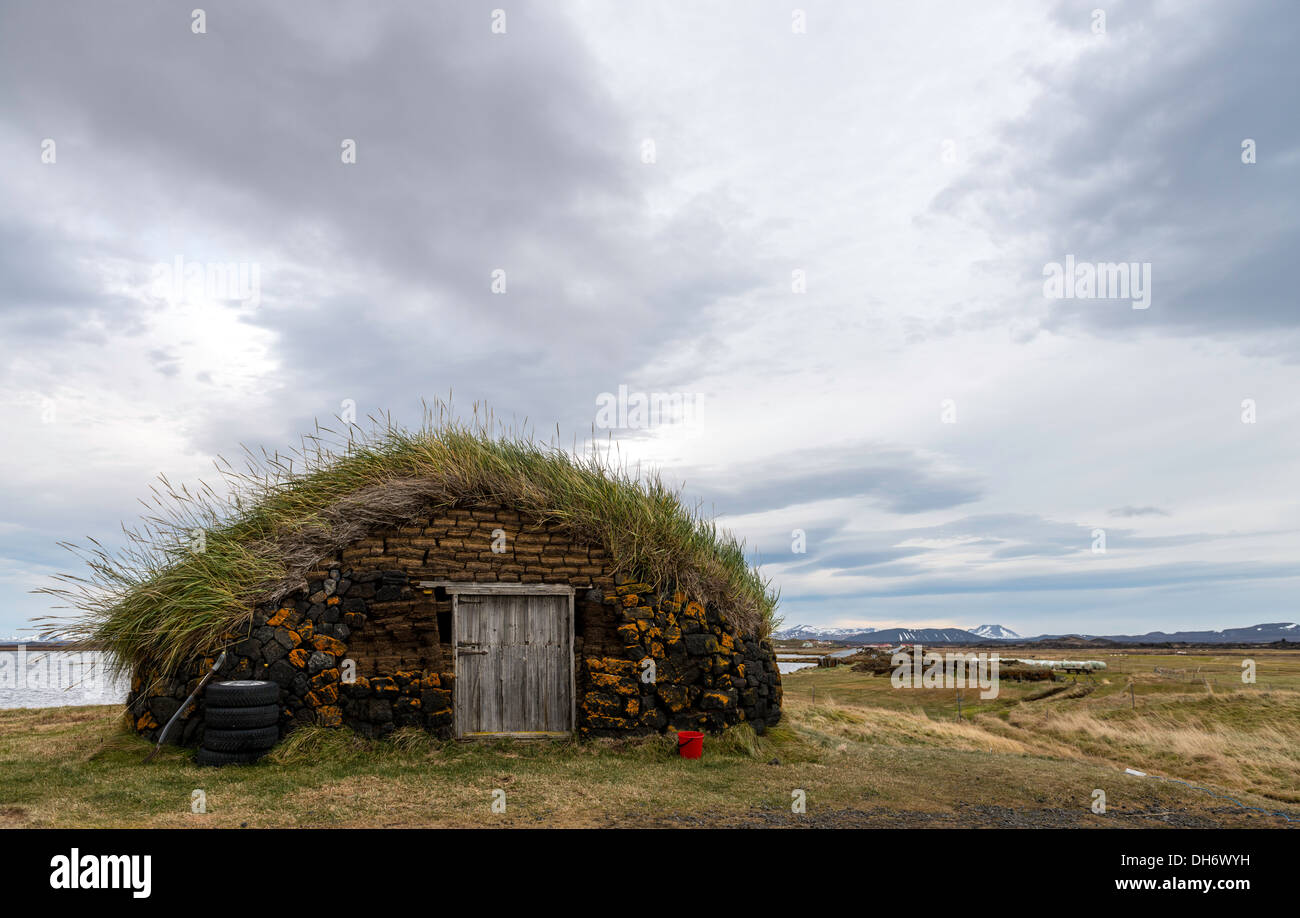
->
[677,730,704,759]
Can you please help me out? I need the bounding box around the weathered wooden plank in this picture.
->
[523,595,539,732]
[489,602,500,733]
[539,593,559,730]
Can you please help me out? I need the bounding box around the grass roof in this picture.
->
[38,407,779,676]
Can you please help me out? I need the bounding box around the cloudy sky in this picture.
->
[2,0,1297,639]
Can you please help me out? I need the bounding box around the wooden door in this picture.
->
[455,592,573,737]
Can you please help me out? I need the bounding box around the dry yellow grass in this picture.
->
[789,698,1044,756]
[992,693,1300,803]
[784,656,1300,807]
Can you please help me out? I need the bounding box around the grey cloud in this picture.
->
[828,561,933,579]
[768,508,1298,600]
[0,222,143,342]
[1109,505,1169,517]
[932,0,1300,342]
[862,513,1261,560]
[757,513,1095,578]
[988,542,1079,560]
[742,524,849,563]
[782,546,931,576]
[799,561,1300,600]
[0,0,768,453]
[688,445,983,516]
[775,564,1299,636]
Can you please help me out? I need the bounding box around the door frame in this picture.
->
[418,581,575,739]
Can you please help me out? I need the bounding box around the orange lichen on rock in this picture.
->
[584,714,634,730]
[702,690,734,709]
[582,694,624,717]
[267,607,292,627]
[586,669,639,697]
[587,671,625,690]
[310,668,340,688]
[586,656,636,676]
[306,684,339,706]
[656,684,689,712]
[311,634,347,656]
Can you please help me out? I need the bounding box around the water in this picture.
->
[0,648,129,709]
[778,661,817,674]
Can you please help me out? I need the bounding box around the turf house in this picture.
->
[50,415,783,751]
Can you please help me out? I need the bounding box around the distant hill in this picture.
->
[1030,622,1299,644]
[1006,635,1121,649]
[775,621,1299,645]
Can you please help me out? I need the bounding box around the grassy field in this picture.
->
[1,646,1297,828]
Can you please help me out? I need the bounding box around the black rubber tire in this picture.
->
[204,703,280,729]
[194,746,266,767]
[202,725,280,752]
[205,680,280,707]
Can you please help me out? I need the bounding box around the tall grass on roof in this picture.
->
[36,403,778,677]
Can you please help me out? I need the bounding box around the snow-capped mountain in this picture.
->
[969,624,1021,639]
[865,627,988,643]
[776,624,876,641]
[774,624,986,643]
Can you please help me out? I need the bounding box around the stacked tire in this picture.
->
[195,680,282,766]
